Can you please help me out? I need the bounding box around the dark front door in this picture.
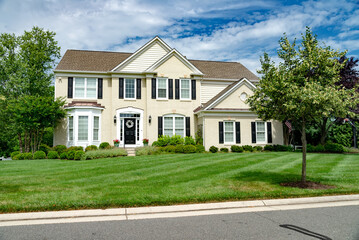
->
[124,118,136,144]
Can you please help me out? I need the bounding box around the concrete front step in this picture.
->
[126,148,136,156]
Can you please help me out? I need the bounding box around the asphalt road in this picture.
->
[1,205,358,240]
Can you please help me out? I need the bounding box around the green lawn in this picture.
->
[0,152,358,213]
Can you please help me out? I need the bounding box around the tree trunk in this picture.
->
[283,121,289,145]
[319,118,328,145]
[301,120,307,184]
[18,133,23,153]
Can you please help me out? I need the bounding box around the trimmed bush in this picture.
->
[175,145,184,153]
[74,150,85,160]
[220,147,229,153]
[314,144,325,152]
[242,145,254,152]
[184,136,196,145]
[164,145,176,153]
[33,151,46,159]
[254,146,263,152]
[39,144,52,154]
[47,151,60,159]
[231,145,243,153]
[81,148,127,160]
[54,145,67,154]
[209,146,218,153]
[136,146,159,156]
[60,152,67,159]
[99,142,111,149]
[66,150,76,160]
[273,144,292,152]
[324,143,345,153]
[67,146,84,152]
[183,145,197,153]
[264,145,274,151]
[14,153,25,160]
[11,151,20,159]
[169,135,184,146]
[85,145,98,151]
[195,145,205,153]
[23,153,33,160]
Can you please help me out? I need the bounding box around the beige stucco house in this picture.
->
[54,36,283,150]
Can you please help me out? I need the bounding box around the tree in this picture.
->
[247,27,359,184]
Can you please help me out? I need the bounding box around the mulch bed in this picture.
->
[280,181,336,189]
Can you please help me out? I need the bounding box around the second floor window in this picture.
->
[157,78,168,99]
[74,77,97,99]
[125,78,136,99]
[180,79,190,99]
[256,122,266,143]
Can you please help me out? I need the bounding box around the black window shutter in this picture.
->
[219,122,224,144]
[119,78,124,99]
[97,78,103,99]
[168,79,173,99]
[175,79,180,99]
[267,122,272,143]
[235,122,241,143]
[152,78,156,99]
[251,122,256,143]
[186,117,190,137]
[136,78,141,99]
[68,77,73,98]
[191,79,196,100]
[158,116,163,137]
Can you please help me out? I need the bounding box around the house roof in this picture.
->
[55,50,258,80]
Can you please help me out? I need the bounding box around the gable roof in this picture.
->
[194,78,256,112]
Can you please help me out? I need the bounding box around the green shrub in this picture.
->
[314,144,325,152]
[11,151,20,159]
[242,145,254,152]
[15,153,24,160]
[307,144,315,153]
[183,145,197,153]
[23,153,33,160]
[39,144,52,154]
[231,145,243,153]
[66,150,76,160]
[136,146,159,156]
[175,145,184,153]
[99,142,111,149]
[47,151,59,159]
[184,136,196,145]
[209,146,218,153]
[195,145,205,153]
[60,152,67,159]
[169,135,184,146]
[272,144,292,152]
[81,148,127,160]
[254,146,263,152]
[54,145,67,154]
[67,146,84,152]
[164,145,176,153]
[195,129,203,145]
[74,150,85,160]
[324,143,345,153]
[33,151,46,159]
[264,145,274,151]
[220,147,229,153]
[85,145,98,151]
[153,135,170,147]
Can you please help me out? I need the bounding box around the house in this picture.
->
[54,36,283,150]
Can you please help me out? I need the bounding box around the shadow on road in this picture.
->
[280,224,332,240]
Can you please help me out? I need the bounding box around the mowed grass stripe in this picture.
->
[0,152,359,212]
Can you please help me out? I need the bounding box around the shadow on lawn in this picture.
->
[0,184,21,193]
[233,171,310,185]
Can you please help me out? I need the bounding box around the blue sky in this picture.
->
[0,0,358,74]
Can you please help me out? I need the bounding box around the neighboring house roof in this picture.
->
[194,78,256,113]
[64,101,105,109]
[55,50,258,80]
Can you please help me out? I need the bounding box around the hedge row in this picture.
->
[136,145,205,156]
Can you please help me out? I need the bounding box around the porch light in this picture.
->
[114,115,117,124]
[149,115,152,124]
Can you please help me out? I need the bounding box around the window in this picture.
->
[93,116,99,141]
[157,78,167,99]
[256,122,266,143]
[224,121,234,143]
[180,79,190,99]
[125,78,135,99]
[163,115,185,137]
[240,92,248,101]
[78,116,88,141]
[74,77,97,99]
[68,116,73,141]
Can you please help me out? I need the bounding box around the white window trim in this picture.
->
[74,77,98,99]
[68,116,74,141]
[67,108,101,148]
[157,77,168,100]
[116,107,144,147]
[93,116,100,141]
[223,121,235,144]
[180,78,191,100]
[163,114,186,137]
[256,121,267,144]
[124,78,136,100]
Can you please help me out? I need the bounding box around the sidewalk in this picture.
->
[1,194,359,227]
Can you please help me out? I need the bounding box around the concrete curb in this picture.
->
[1,194,359,224]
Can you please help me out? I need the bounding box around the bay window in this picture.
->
[78,116,89,141]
